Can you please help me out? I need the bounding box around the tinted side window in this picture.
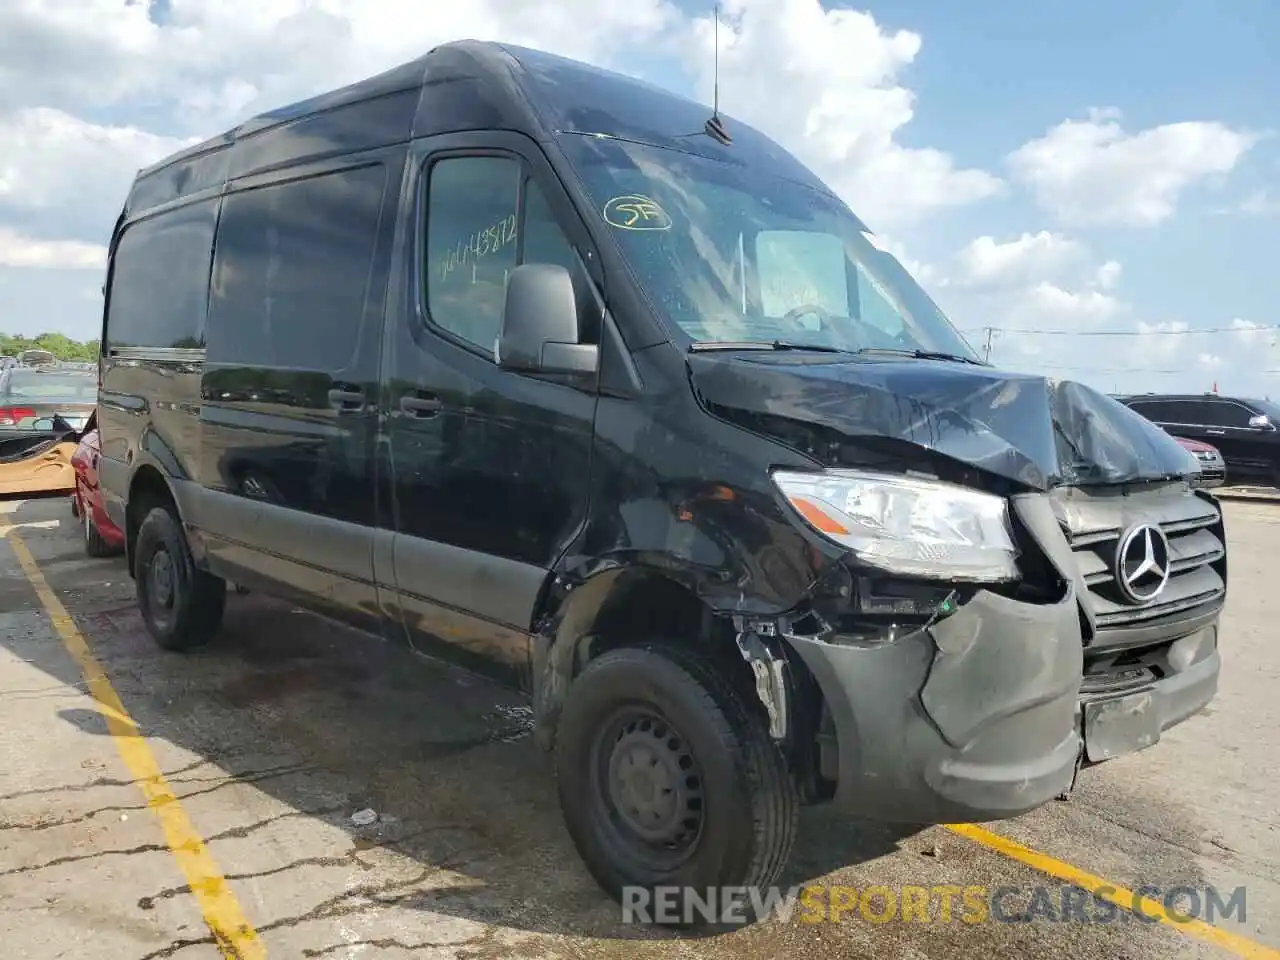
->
[1151,400,1195,423]
[106,199,218,350]
[1126,400,1169,421]
[206,163,388,371]
[1203,401,1254,428]
[426,157,521,353]
[424,158,581,354]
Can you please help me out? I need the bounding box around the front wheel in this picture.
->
[553,645,799,927]
[133,504,226,651]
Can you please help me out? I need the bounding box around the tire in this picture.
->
[554,644,799,928]
[83,498,119,558]
[133,504,226,651]
[70,493,80,519]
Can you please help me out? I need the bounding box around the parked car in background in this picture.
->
[0,367,96,496]
[1174,436,1225,489]
[0,366,97,436]
[1116,392,1280,488]
[16,348,58,368]
[70,410,124,556]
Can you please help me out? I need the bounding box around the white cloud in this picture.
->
[1007,107,1258,226]
[0,0,1010,343]
[681,0,1004,228]
[0,107,196,241]
[0,1,1002,243]
[984,316,1280,397]
[941,231,1123,329]
[1238,190,1280,217]
[954,231,1087,289]
[1025,282,1121,322]
[0,229,106,270]
[0,0,1268,405]
[1095,260,1122,290]
[0,1,682,126]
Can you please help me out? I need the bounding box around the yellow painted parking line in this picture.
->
[2,526,266,959]
[947,823,1280,960]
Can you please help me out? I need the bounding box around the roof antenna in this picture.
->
[704,3,732,145]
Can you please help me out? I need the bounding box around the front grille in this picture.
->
[1055,484,1225,631]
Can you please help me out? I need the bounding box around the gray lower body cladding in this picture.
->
[779,484,1222,825]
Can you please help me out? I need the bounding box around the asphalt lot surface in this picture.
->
[0,494,1276,960]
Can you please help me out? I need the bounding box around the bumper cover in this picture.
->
[784,585,1083,824]
[784,593,1221,825]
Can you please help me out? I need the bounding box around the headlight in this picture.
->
[771,468,1019,582]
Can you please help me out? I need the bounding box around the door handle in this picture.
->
[1206,429,1225,435]
[400,394,442,417]
[328,388,365,410]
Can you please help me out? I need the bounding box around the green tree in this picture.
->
[0,332,99,362]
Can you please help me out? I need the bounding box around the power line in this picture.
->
[959,324,1280,337]
[1002,362,1280,375]
[1029,364,1183,374]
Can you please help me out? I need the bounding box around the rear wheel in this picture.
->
[133,504,225,651]
[553,644,799,927]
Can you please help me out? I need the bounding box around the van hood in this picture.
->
[687,351,1196,491]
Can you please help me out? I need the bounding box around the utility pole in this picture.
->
[983,326,997,363]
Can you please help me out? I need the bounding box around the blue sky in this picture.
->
[869,0,1278,355]
[0,0,1275,395]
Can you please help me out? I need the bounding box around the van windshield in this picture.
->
[559,134,980,360]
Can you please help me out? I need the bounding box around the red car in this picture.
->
[69,411,125,556]
[1174,435,1226,489]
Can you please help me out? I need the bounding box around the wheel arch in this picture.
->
[529,563,828,787]
[124,462,181,578]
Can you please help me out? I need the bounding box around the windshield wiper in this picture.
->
[689,340,851,354]
[852,346,987,365]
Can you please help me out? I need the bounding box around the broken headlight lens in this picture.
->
[771,468,1019,582]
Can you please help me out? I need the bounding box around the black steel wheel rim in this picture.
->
[147,546,177,627]
[588,705,706,872]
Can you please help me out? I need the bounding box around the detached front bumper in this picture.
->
[783,584,1084,824]
[781,577,1222,827]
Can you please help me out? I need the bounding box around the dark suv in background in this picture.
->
[1116,393,1280,487]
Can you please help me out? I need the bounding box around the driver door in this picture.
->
[377,133,600,690]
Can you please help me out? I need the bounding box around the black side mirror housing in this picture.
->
[497,263,599,376]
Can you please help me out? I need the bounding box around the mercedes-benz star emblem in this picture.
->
[1114,522,1172,604]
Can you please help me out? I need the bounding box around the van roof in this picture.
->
[122,39,831,220]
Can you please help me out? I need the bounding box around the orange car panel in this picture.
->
[0,440,78,495]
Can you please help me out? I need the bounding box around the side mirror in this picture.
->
[1248,414,1274,430]
[497,263,599,377]
[31,417,55,432]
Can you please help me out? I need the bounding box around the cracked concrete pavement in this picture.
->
[0,494,1275,959]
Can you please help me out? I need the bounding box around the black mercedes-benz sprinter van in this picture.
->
[97,40,1225,912]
